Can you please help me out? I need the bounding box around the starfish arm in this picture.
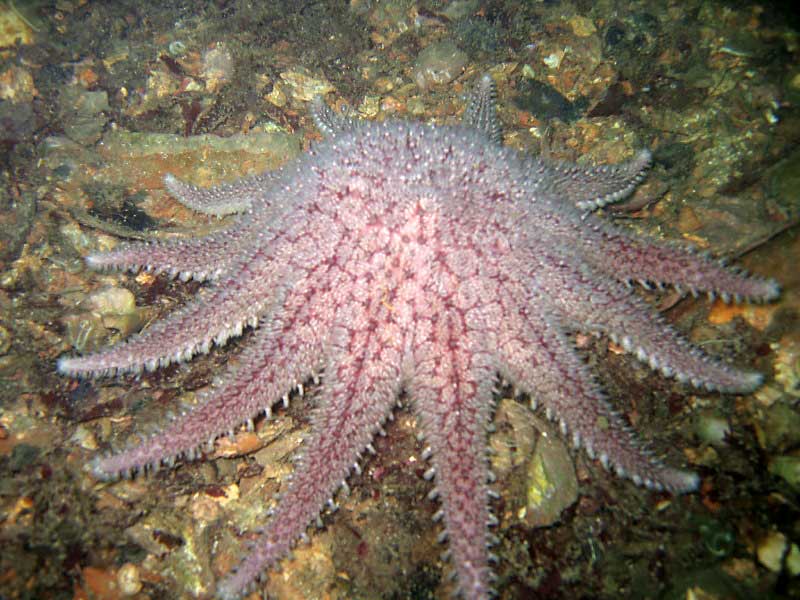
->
[462,73,503,144]
[581,219,781,301]
[310,96,363,138]
[57,254,281,377]
[496,304,698,493]
[162,172,275,216]
[411,291,497,600]
[89,302,326,479]
[84,220,257,282]
[535,149,652,211]
[217,301,403,600]
[537,256,763,393]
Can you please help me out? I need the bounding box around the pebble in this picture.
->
[0,324,10,354]
[202,45,234,93]
[568,15,597,37]
[280,68,334,102]
[522,418,578,528]
[168,40,187,58]
[117,562,143,596]
[756,530,800,575]
[0,4,35,46]
[693,412,731,446]
[0,65,36,102]
[490,399,578,528]
[772,339,800,399]
[70,424,98,450]
[769,455,800,490]
[86,286,136,317]
[412,40,468,91]
[58,87,110,145]
[85,286,142,338]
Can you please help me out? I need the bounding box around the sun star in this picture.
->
[58,75,779,599]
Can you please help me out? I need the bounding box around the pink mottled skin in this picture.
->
[58,76,779,599]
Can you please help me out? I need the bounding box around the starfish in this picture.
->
[58,75,779,600]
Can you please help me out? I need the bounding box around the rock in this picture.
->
[86,286,136,318]
[757,530,788,573]
[0,324,11,355]
[769,455,800,490]
[491,399,578,528]
[202,45,234,93]
[514,77,585,123]
[0,65,36,102]
[520,417,579,528]
[755,402,800,453]
[96,128,301,198]
[569,15,597,37]
[413,40,468,91]
[0,4,35,46]
[279,68,334,102]
[70,424,98,450]
[86,286,142,337]
[693,411,731,446]
[58,87,110,145]
[117,562,143,596]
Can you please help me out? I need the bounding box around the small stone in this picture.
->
[694,412,731,446]
[523,421,578,528]
[266,83,287,108]
[441,0,479,21]
[190,494,222,523]
[678,205,703,233]
[0,324,11,354]
[0,5,35,46]
[280,68,334,102]
[58,87,110,145]
[202,45,234,93]
[71,424,98,450]
[788,543,800,576]
[769,455,800,490]
[214,432,264,458]
[412,40,468,91]
[82,565,118,598]
[757,530,788,573]
[542,51,565,70]
[0,65,36,102]
[358,95,381,119]
[168,40,187,58]
[117,562,142,596]
[568,15,597,37]
[755,402,800,452]
[86,286,136,317]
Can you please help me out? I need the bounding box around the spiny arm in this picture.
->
[58,252,281,377]
[217,301,402,600]
[537,256,764,393]
[580,217,780,302]
[163,171,276,216]
[535,149,653,211]
[84,219,261,282]
[496,307,698,493]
